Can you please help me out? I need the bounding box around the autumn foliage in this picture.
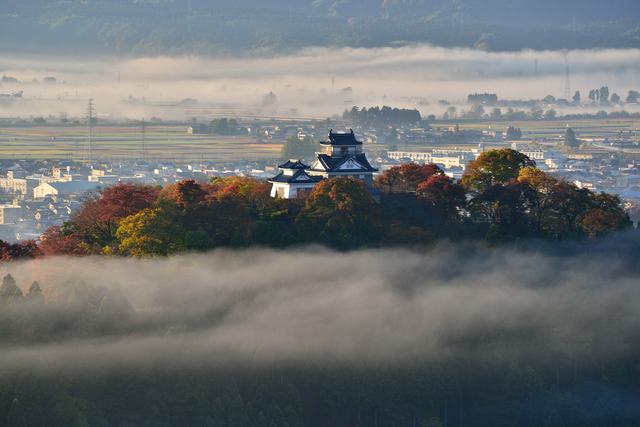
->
[9,150,631,259]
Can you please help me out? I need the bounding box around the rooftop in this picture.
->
[320,129,362,146]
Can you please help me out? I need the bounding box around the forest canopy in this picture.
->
[2,0,639,56]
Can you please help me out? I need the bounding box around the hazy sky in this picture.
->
[1,45,639,121]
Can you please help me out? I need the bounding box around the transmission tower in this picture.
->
[572,16,576,46]
[563,50,571,101]
[83,99,95,166]
[140,118,148,161]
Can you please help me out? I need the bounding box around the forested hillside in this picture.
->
[1,0,639,57]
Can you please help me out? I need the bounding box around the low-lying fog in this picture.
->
[2,234,640,372]
[1,45,639,121]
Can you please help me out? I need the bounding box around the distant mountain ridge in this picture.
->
[1,0,638,57]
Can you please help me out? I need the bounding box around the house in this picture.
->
[0,201,25,225]
[33,181,102,199]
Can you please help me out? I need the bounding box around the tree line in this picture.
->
[343,106,422,126]
[4,0,640,57]
[2,266,640,426]
[0,149,629,261]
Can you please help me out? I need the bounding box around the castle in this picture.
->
[269,130,378,198]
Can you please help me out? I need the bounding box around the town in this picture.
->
[1,111,639,242]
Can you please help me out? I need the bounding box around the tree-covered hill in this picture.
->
[1,0,639,57]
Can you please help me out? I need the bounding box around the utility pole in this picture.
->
[140,118,149,162]
[563,50,571,101]
[84,99,94,166]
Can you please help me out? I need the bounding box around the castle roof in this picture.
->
[278,159,310,170]
[320,129,362,146]
[269,169,324,184]
[310,153,377,173]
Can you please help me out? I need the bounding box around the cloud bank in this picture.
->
[2,235,640,373]
[1,45,639,120]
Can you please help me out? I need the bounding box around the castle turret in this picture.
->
[308,129,378,186]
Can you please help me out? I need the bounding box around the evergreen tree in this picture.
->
[212,397,226,426]
[267,221,282,247]
[486,223,503,247]
[194,393,210,426]
[267,401,285,426]
[228,396,247,427]
[573,91,580,102]
[7,287,23,304]
[25,280,44,304]
[7,399,27,427]
[0,274,19,302]
[231,227,249,249]
[564,127,579,148]
[506,126,522,140]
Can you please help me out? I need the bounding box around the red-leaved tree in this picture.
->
[69,182,160,246]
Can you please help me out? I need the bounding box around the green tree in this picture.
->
[610,93,620,103]
[7,398,27,427]
[446,106,457,119]
[485,223,503,246]
[544,109,556,119]
[116,201,187,256]
[25,280,45,304]
[228,396,247,427]
[462,148,535,195]
[506,126,522,140]
[0,274,19,302]
[281,136,317,160]
[231,226,249,248]
[573,91,581,102]
[98,281,134,317]
[564,127,579,148]
[210,118,231,135]
[386,126,398,141]
[626,90,639,103]
[548,180,592,238]
[465,104,485,119]
[529,106,543,119]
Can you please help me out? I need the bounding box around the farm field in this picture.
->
[0,118,638,163]
[0,124,284,163]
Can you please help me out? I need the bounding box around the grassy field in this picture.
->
[0,124,284,163]
[1,118,639,163]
